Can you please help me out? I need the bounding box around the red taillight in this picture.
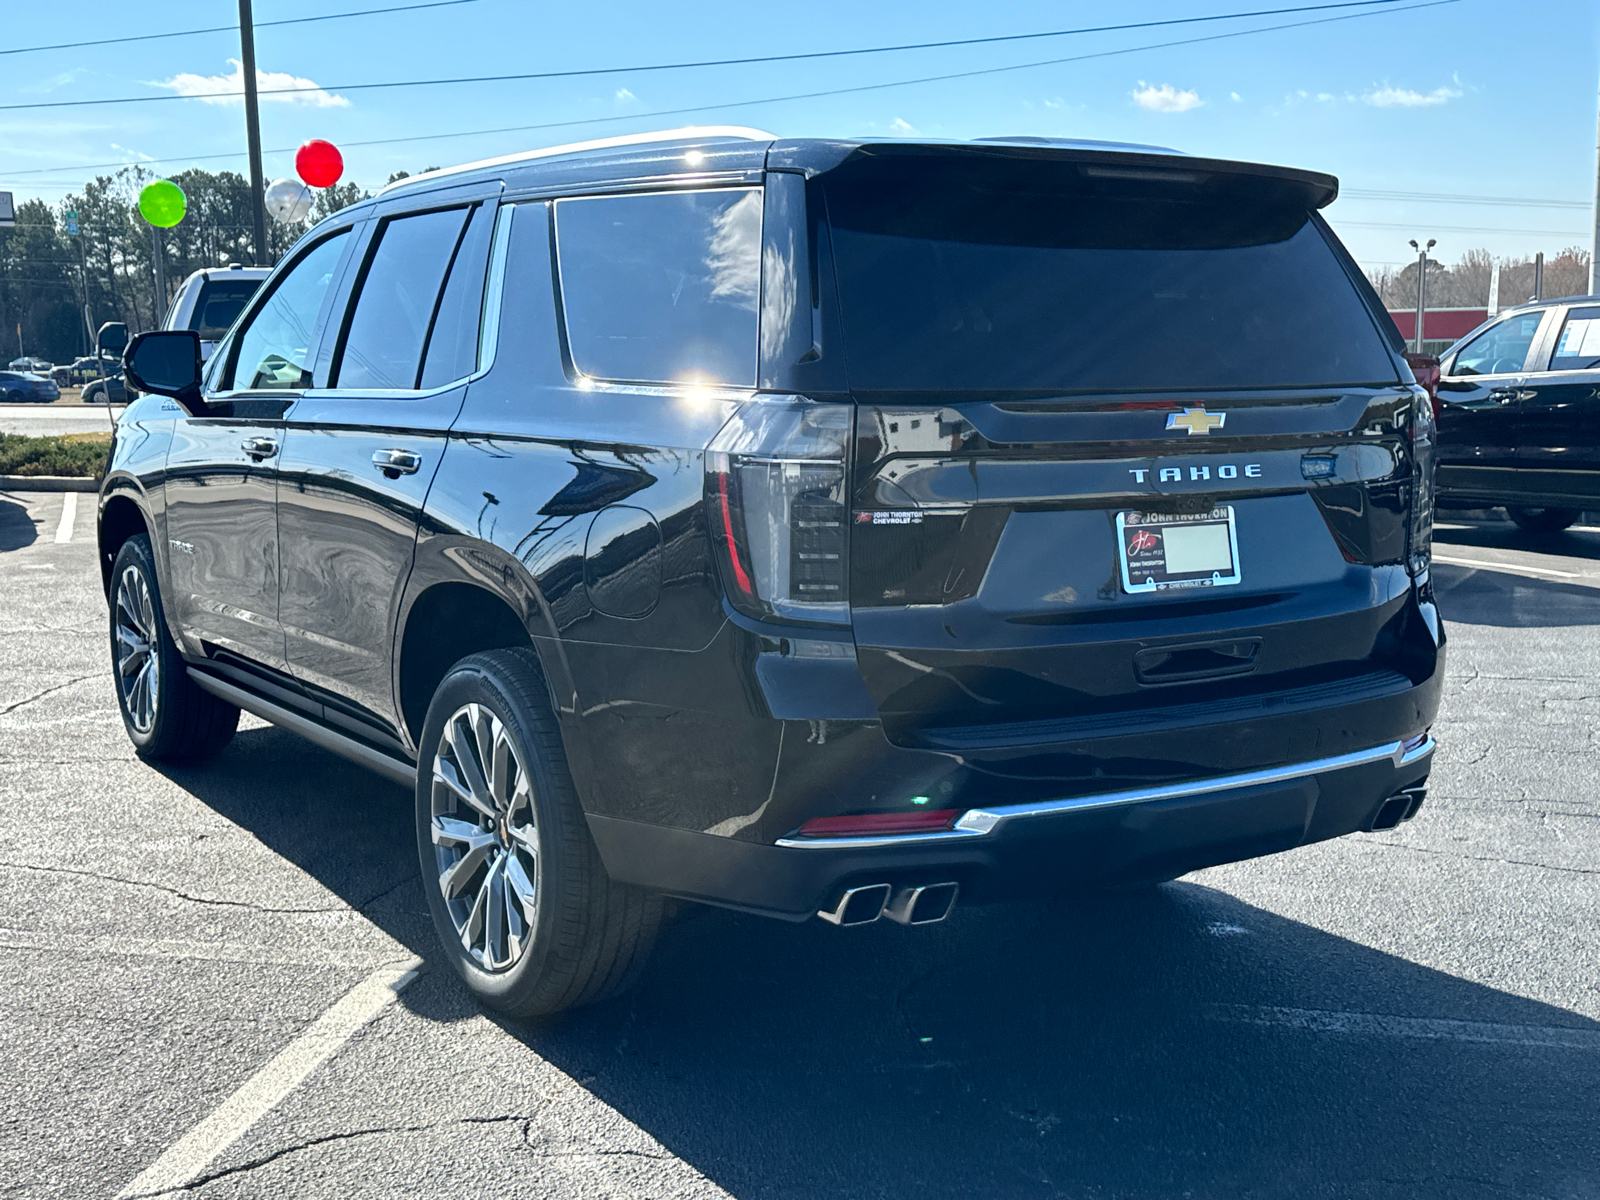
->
[704,397,853,627]
[1403,352,1441,420]
[794,809,960,838]
[711,463,754,598]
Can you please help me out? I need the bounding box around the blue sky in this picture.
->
[1,0,1596,272]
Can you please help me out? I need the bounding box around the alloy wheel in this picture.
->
[113,565,160,734]
[430,702,541,971]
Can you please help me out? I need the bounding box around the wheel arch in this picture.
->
[97,486,153,598]
[395,541,580,747]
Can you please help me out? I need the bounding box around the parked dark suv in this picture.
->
[99,129,1443,1017]
[1435,295,1600,531]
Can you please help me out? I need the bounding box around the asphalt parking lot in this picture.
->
[1,491,1596,1200]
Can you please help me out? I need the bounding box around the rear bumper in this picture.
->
[587,735,1436,920]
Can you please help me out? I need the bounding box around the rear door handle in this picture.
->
[241,437,278,460]
[372,448,422,477]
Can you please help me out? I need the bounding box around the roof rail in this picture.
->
[973,135,1184,155]
[379,125,778,195]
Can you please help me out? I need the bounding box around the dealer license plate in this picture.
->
[1117,507,1242,594]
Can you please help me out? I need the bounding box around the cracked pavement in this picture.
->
[0,492,1595,1199]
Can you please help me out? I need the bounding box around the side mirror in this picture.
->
[124,330,206,413]
[96,321,129,361]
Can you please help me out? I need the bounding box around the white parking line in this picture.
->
[116,957,423,1199]
[1207,1003,1600,1050]
[52,492,77,544]
[1432,553,1585,580]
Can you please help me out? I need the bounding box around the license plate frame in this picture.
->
[1116,506,1243,594]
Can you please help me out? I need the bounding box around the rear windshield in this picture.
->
[822,158,1398,393]
[191,278,264,340]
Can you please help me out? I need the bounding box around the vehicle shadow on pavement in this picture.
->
[1436,518,1600,561]
[488,888,1599,1199]
[0,496,39,552]
[162,725,1600,1200]
[1432,562,1600,628]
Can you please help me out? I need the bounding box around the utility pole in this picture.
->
[149,224,167,320]
[238,0,269,269]
[1592,73,1599,295]
[1409,238,1435,354]
[1533,251,1544,303]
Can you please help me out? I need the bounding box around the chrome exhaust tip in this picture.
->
[818,883,892,926]
[883,882,959,926]
[1369,784,1427,832]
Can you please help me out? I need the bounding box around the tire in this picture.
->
[83,384,101,404]
[109,534,239,761]
[1507,506,1580,533]
[4,390,20,404]
[416,647,662,1019]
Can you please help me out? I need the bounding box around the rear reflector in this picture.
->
[794,809,961,838]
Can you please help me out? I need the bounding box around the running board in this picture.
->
[187,667,417,788]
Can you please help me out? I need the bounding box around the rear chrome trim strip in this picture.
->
[775,736,1435,849]
[188,668,417,788]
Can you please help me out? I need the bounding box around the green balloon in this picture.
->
[138,179,186,228]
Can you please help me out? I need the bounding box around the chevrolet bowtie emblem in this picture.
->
[1166,407,1226,436]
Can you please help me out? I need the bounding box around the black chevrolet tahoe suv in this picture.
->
[1433,295,1600,531]
[99,129,1443,1017]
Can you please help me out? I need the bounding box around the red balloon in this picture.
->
[295,139,344,188]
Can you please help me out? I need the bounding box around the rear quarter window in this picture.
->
[190,279,264,340]
[1549,306,1600,372]
[553,188,761,387]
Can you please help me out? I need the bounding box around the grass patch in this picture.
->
[0,432,112,478]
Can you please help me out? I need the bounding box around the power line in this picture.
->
[0,0,1411,112]
[2,0,1458,183]
[0,0,487,58]
[1335,220,1590,237]
[1343,188,1590,210]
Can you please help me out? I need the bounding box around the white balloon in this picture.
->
[265,177,313,224]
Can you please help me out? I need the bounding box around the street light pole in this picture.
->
[238,0,269,268]
[1408,238,1436,355]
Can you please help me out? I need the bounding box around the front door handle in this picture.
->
[241,436,279,460]
[372,448,422,478]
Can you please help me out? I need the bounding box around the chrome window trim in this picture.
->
[476,203,514,378]
[502,170,763,205]
[774,736,1436,849]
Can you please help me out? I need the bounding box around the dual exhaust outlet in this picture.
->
[818,882,958,927]
[1368,783,1428,832]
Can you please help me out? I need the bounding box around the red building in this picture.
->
[1386,307,1489,356]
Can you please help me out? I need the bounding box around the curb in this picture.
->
[0,475,99,493]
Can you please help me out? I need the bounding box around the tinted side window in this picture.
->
[554,188,761,387]
[1451,313,1543,377]
[1549,306,1600,372]
[227,232,349,391]
[419,204,496,389]
[192,279,264,340]
[335,207,471,390]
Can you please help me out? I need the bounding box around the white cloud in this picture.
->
[1362,83,1462,108]
[22,68,87,95]
[110,143,155,162]
[156,59,348,107]
[1043,97,1066,109]
[1230,92,1242,103]
[1132,82,1202,113]
[888,117,918,135]
[614,87,637,103]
